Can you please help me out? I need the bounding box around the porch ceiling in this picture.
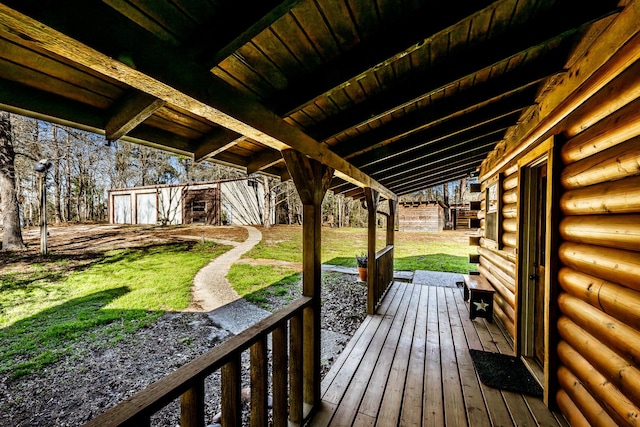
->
[0,0,621,198]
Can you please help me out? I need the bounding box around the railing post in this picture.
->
[180,379,205,427]
[221,354,242,426]
[250,336,268,426]
[272,323,288,427]
[289,312,303,424]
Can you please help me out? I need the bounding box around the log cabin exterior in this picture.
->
[0,0,639,425]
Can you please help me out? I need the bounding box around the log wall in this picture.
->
[478,166,518,338]
[475,5,640,423]
[556,63,640,425]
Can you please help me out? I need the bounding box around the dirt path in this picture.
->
[186,225,262,312]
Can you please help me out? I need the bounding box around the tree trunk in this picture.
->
[65,135,71,221]
[0,112,26,251]
[52,126,62,223]
[262,175,271,229]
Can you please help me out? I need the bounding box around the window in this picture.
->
[192,201,206,212]
[485,177,500,244]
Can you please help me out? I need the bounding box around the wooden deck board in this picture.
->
[314,283,566,427]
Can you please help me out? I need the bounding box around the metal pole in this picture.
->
[40,173,47,255]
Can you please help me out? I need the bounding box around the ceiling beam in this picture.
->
[379,151,490,188]
[247,149,283,174]
[305,7,615,141]
[192,0,304,68]
[105,90,165,142]
[0,79,196,155]
[350,98,529,169]
[193,128,243,162]
[393,172,470,196]
[370,138,497,184]
[0,2,396,200]
[332,67,562,160]
[268,1,496,116]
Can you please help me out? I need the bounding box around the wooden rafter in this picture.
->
[193,128,243,162]
[332,66,562,159]
[370,139,498,184]
[247,149,283,174]
[303,9,613,141]
[268,0,497,116]
[334,88,535,162]
[0,2,396,200]
[105,91,165,142]
[191,0,305,69]
[350,101,528,169]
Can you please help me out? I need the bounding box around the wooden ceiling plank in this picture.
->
[247,149,283,174]
[269,0,497,116]
[217,53,277,96]
[0,38,126,98]
[349,98,528,168]
[0,57,115,110]
[251,27,307,80]
[305,6,616,140]
[270,12,323,72]
[333,66,560,159]
[125,0,194,42]
[102,0,180,45]
[193,128,244,162]
[235,43,289,91]
[105,91,166,141]
[392,172,470,196]
[0,2,396,200]
[142,115,203,140]
[377,150,491,188]
[200,0,304,68]
[0,78,117,137]
[290,1,341,61]
[366,134,499,183]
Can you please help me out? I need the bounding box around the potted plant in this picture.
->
[356,252,368,281]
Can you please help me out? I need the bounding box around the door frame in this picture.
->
[518,157,547,371]
[515,136,562,407]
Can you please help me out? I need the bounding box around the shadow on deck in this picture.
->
[311,282,568,426]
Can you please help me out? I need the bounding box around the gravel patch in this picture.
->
[0,273,366,426]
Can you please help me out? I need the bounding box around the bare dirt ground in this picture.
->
[0,224,366,427]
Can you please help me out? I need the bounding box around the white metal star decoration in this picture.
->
[474,300,489,311]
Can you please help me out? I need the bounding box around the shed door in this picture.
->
[136,193,157,225]
[113,195,131,224]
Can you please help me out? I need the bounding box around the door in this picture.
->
[533,164,547,366]
[136,193,157,224]
[520,160,548,373]
[113,194,131,224]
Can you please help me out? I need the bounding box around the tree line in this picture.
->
[1,112,474,251]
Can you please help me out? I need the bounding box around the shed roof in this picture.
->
[0,0,621,199]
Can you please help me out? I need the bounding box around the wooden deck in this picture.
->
[311,282,568,427]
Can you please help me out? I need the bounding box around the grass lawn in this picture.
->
[0,241,228,377]
[230,225,476,302]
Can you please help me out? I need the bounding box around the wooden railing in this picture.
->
[371,244,394,312]
[83,296,314,427]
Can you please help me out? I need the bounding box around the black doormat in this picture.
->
[469,349,543,397]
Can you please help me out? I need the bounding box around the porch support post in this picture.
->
[282,149,334,416]
[365,187,379,314]
[387,199,396,246]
